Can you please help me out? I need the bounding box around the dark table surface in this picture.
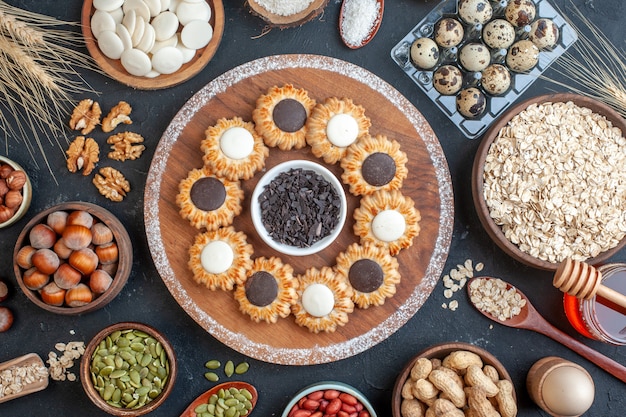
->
[1,0,625,415]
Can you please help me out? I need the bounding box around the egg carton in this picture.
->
[390,0,577,139]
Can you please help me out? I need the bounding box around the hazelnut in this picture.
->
[62,224,93,250]
[67,210,94,228]
[22,267,50,290]
[15,245,36,269]
[0,279,8,302]
[4,190,23,209]
[65,283,93,307]
[89,269,113,294]
[69,247,99,275]
[95,242,119,264]
[47,211,69,235]
[0,164,13,179]
[6,170,26,190]
[31,248,60,275]
[29,224,57,249]
[54,263,83,289]
[0,180,9,197]
[0,205,13,223]
[53,238,73,260]
[40,282,66,306]
[91,223,113,245]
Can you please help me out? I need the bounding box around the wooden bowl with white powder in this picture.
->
[472,93,626,271]
[247,0,329,28]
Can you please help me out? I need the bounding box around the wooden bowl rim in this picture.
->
[0,155,32,229]
[13,201,133,315]
[80,321,177,416]
[281,381,377,417]
[81,0,225,90]
[391,341,516,417]
[472,92,626,271]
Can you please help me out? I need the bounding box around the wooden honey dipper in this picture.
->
[553,258,626,310]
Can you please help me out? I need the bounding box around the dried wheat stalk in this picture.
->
[542,2,626,118]
[0,1,101,182]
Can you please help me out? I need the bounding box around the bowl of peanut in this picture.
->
[0,155,32,229]
[472,93,626,271]
[392,342,517,417]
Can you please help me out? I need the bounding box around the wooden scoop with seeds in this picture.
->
[553,258,626,310]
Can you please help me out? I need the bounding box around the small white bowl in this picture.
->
[251,160,347,257]
[281,381,377,417]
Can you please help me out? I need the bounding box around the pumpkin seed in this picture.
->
[204,371,219,382]
[224,361,234,377]
[205,359,221,369]
[234,362,249,375]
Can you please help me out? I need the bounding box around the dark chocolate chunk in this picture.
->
[349,259,384,293]
[272,99,307,133]
[361,152,396,186]
[245,271,278,307]
[258,168,341,248]
[190,177,226,211]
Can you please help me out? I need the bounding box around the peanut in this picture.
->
[411,357,434,381]
[432,398,465,417]
[443,351,484,374]
[402,379,416,399]
[467,387,500,417]
[413,379,440,406]
[429,369,466,408]
[495,380,517,417]
[401,398,425,417]
[482,365,499,384]
[465,365,499,397]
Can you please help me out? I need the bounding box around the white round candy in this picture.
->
[180,19,213,49]
[371,209,406,242]
[152,11,179,41]
[109,7,124,24]
[302,283,334,317]
[91,9,116,39]
[176,1,211,25]
[97,30,125,59]
[122,8,137,35]
[145,70,161,78]
[131,15,146,47]
[136,22,156,53]
[94,0,124,12]
[176,41,196,63]
[200,240,234,274]
[168,0,181,12]
[151,46,183,74]
[151,34,178,54]
[144,0,162,17]
[219,127,254,160]
[120,48,152,76]
[123,0,151,20]
[115,23,133,50]
[160,0,171,12]
[326,113,359,147]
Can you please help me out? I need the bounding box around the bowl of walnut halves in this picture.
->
[392,342,517,417]
[13,201,132,315]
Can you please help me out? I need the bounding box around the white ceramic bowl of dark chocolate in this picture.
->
[251,160,347,257]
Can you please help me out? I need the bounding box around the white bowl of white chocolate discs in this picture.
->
[82,0,224,89]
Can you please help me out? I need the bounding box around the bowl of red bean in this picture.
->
[282,381,376,417]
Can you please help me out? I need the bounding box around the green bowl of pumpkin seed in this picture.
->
[80,322,177,416]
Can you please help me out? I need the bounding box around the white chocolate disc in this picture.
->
[160,0,171,12]
[98,30,125,59]
[151,46,183,74]
[131,15,146,47]
[219,127,254,160]
[200,240,234,274]
[116,23,133,51]
[145,70,161,78]
[120,48,152,76]
[176,41,196,63]
[123,0,151,20]
[151,34,178,54]
[180,19,213,49]
[94,0,124,12]
[326,113,359,147]
[144,0,162,17]
[168,0,181,12]
[302,283,334,317]
[176,1,211,25]
[122,8,137,35]
[136,22,156,53]
[109,7,124,24]
[151,11,179,41]
[371,209,406,242]
[91,10,116,39]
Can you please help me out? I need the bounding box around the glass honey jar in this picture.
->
[563,263,626,345]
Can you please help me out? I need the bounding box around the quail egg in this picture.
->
[481,64,511,95]
[433,17,465,48]
[459,42,491,72]
[505,0,536,27]
[482,19,516,49]
[410,37,440,70]
[433,65,464,95]
[458,0,493,25]
[529,18,560,50]
[456,87,487,118]
[506,39,539,72]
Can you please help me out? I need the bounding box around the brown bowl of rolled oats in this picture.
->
[472,93,626,271]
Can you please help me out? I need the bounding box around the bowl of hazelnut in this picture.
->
[13,201,132,315]
[0,156,32,229]
[392,342,516,417]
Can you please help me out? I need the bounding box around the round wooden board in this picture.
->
[81,0,224,90]
[144,55,453,365]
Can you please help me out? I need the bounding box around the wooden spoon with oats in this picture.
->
[467,276,626,383]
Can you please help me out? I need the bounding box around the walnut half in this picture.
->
[66,136,100,176]
[102,101,132,133]
[69,99,101,135]
[93,167,130,202]
[107,132,145,161]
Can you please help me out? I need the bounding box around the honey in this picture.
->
[564,263,626,345]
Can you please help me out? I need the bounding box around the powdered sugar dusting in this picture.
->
[144,55,453,365]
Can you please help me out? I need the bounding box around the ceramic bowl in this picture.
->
[391,342,515,417]
[251,159,348,257]
[472,93,626,271]
[13,201,132,315]
[282,381,377,417]
[80,322,177,416]
[0,155,32,229]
